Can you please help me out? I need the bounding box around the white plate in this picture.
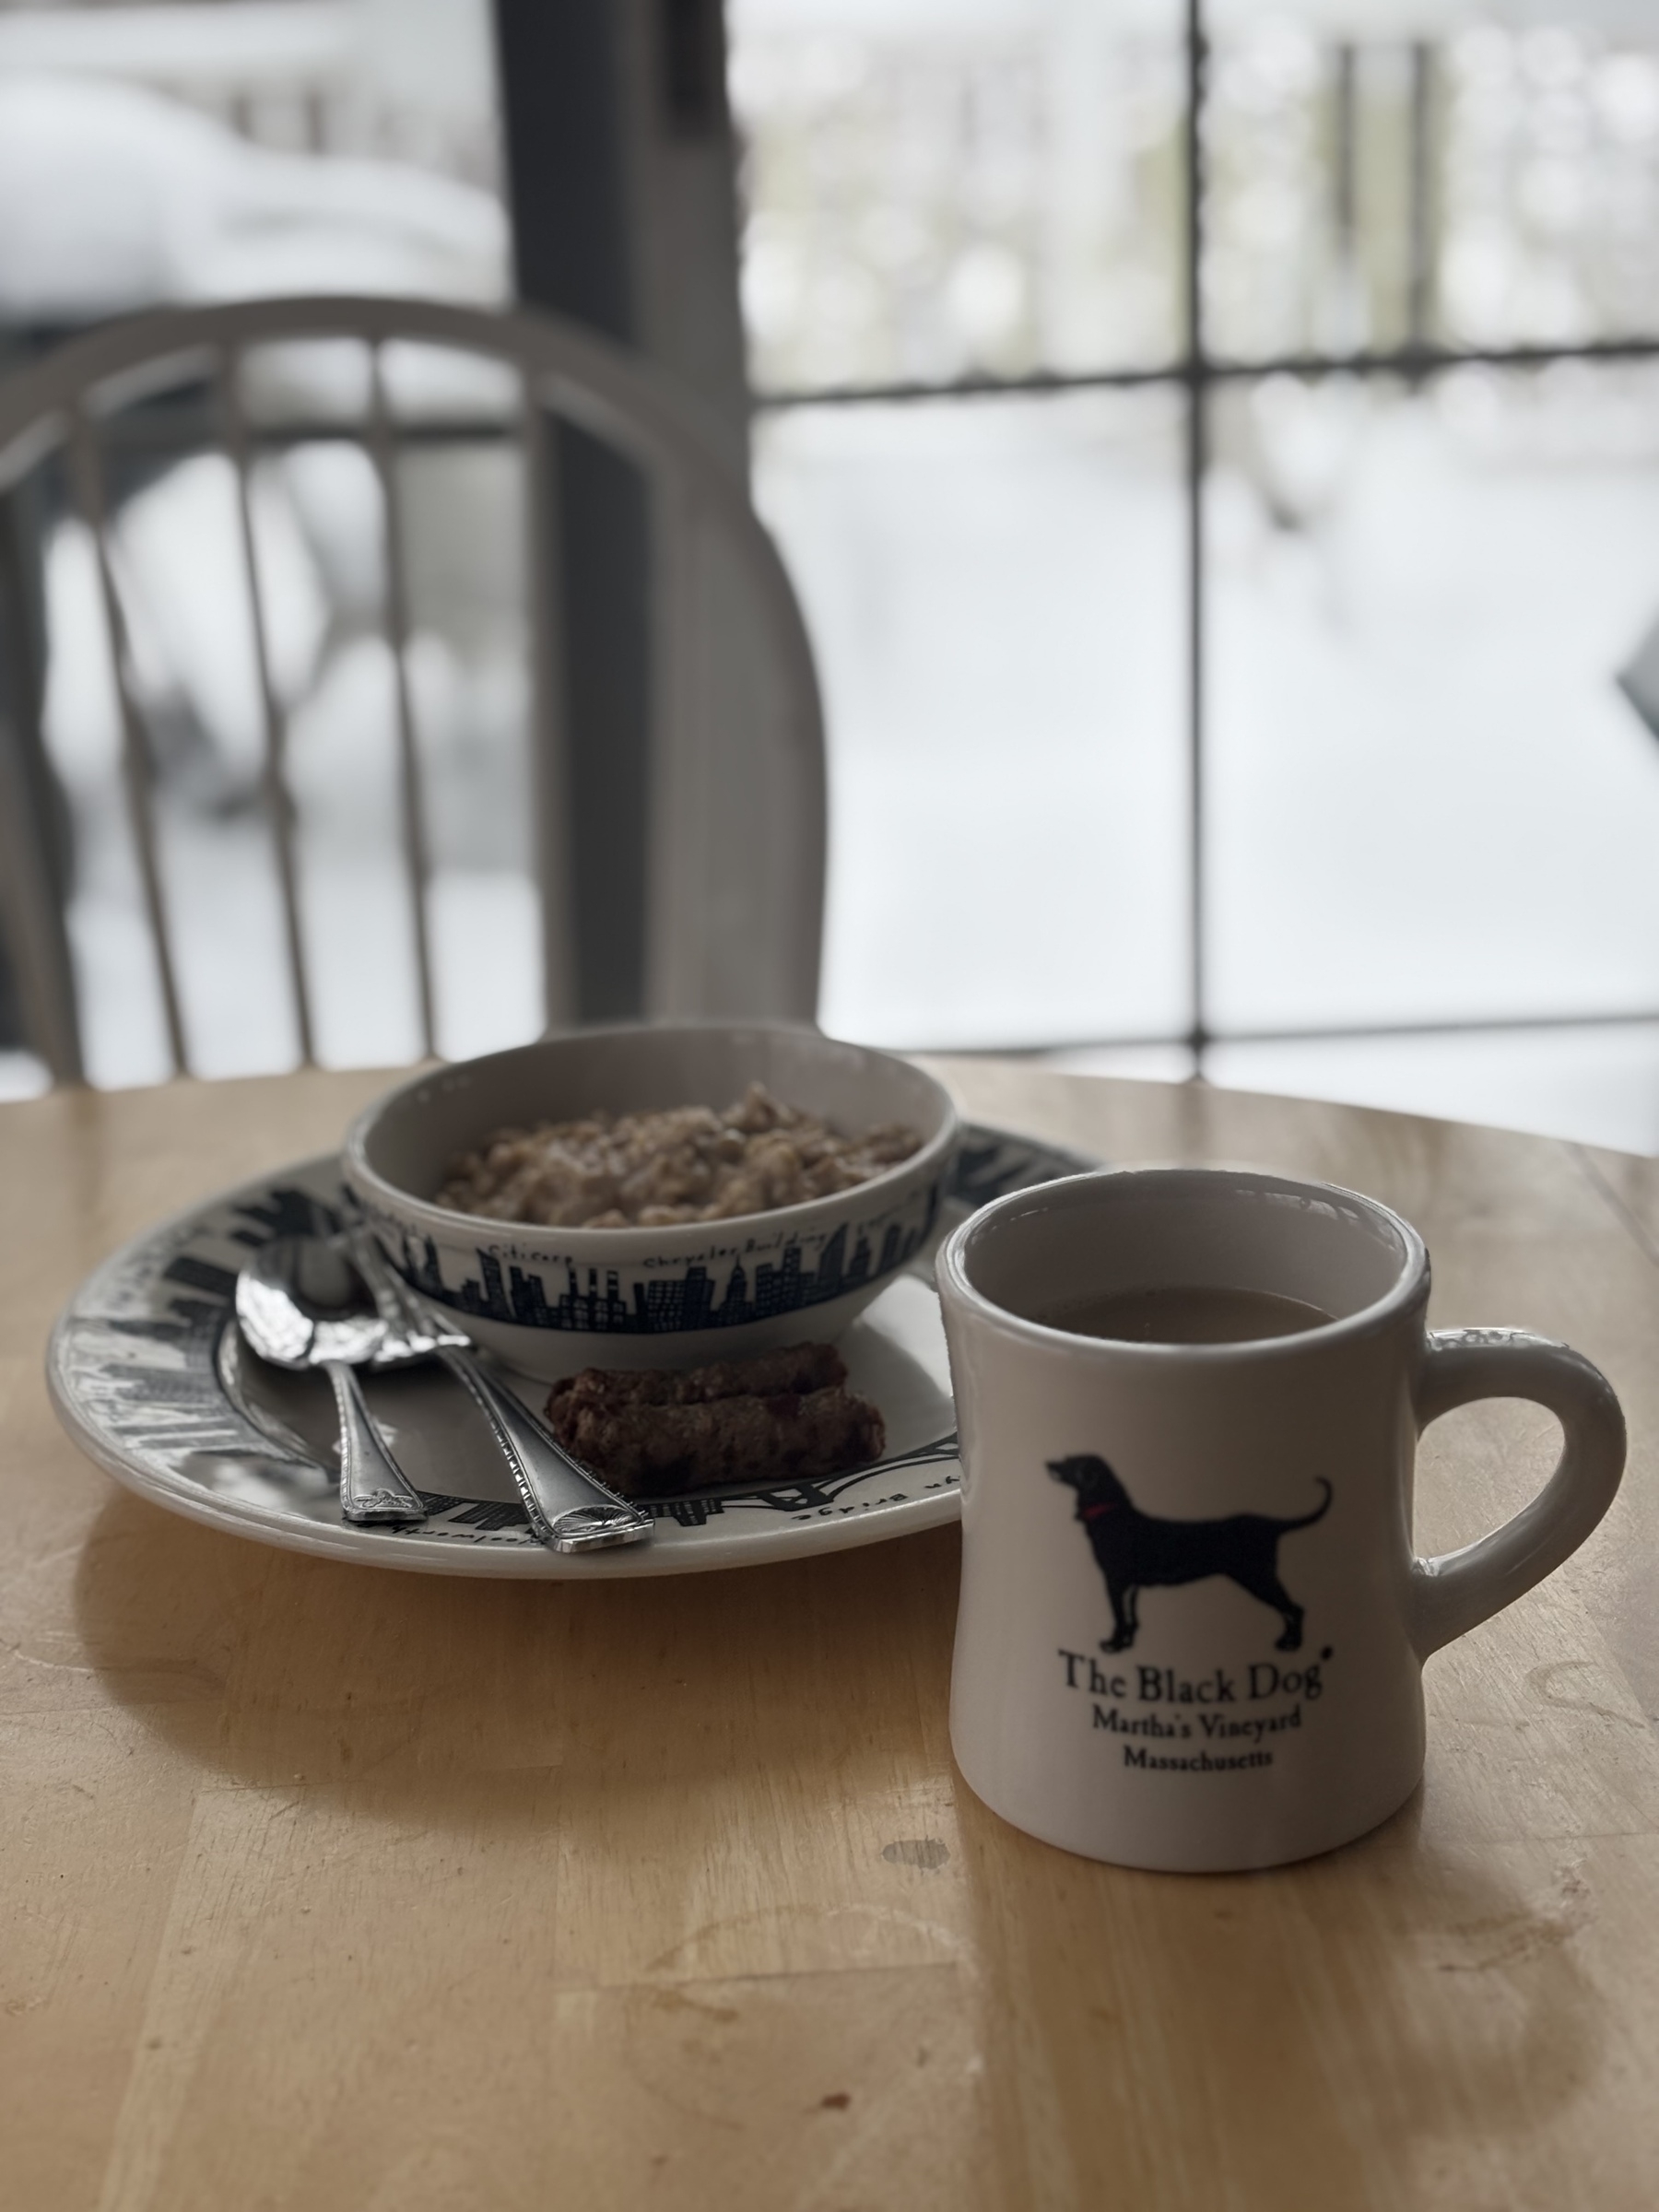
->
[47,1124,1099,1578]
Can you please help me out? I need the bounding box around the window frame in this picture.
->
[750,0,1659,1070]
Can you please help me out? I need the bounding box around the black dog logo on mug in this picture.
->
[1048,1454,1332,1653]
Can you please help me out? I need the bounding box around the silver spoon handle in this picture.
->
[346,1225,651,1553]
[432,1345,653,1552]
[324,1359,426,1524]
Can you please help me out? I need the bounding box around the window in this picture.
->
[0,0,522,1093]
[733,0,1659,1149]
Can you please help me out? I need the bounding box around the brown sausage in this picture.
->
[545,1360,885,1497]
[547,1340,847,1418]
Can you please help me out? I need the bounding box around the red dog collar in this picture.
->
[1080,1501,1117,1520]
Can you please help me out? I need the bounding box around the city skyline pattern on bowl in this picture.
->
[344,1023,959,1381]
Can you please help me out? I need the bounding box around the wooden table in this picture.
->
[6,1061,1659,2210]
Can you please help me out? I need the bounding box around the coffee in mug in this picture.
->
[935,1168,1625,1873]
[1036,1284,1334,1344]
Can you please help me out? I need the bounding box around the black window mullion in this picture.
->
[1183,0,1209,1077]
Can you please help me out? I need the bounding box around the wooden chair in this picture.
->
[0,294,826,1084]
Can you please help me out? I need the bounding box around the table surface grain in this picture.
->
[5,1061,1659,2212]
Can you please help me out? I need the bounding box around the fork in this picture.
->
[345,1226,653,1554]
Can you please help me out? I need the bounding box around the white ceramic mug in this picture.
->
[935,1168,1626,1872]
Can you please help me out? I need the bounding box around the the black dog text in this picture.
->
[1056,1652,1324,1703]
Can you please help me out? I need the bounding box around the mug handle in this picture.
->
[1410,1328,1626,1658]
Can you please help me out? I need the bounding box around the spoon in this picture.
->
[345,1227,654,1555]
[235,1237,428,1526]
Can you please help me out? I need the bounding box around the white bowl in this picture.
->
[343,1023,960,1381]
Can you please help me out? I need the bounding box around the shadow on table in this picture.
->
[72,1490,1609,2197]
[71,1487,961,1840]
[953,1777,1606,2206]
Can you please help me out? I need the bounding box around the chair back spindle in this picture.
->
[0,297,826,1087]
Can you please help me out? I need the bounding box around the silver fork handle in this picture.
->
[433,1344,653,1552]
[346,1223,651,1553]
[324,1359,426,1524]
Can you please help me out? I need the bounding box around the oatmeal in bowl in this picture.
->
[344,1023,959,1381]
[435,1082,924,1230]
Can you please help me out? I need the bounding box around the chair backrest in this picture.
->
[0,294,826,1085]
